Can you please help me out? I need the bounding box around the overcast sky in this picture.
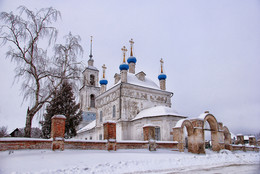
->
[0,0,259,135]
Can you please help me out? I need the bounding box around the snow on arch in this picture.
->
[174,119,188,128]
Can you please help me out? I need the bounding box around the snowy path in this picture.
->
[0,149,259,174]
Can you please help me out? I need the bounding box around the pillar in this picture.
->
[143,124,155,141]
[249,136,256,146]
[192,128,205,154]
[236,134,244,145]
[51,115,66,151]
[172,127,184,152]
[103,121,116,151]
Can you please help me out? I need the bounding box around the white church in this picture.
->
[76,38,186,141]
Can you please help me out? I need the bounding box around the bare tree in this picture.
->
[0,126,8,137]
[0,6,83,137]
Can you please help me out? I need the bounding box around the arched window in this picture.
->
[90,74,95,86]
[100,111,103,123]
[113,105,116,118]
[90,94,95,107]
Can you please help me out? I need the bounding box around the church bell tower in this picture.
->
[79,36,100,128]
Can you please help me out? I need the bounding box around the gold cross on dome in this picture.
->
[160,58,164,73]
[121,46,127,63]
[129,38,134,56]
[102,64,107,78]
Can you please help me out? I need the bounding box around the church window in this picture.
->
[90,75,95,86]
[113,105,116,118]
[99,134,102,140]
[155,127,161,141]
[90,94,95,107]
[100,111,103,123]
[90,136,92,140]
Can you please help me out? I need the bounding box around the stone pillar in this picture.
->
[159,79,166,90]
[192,128,205,154]
[218,131,225,150]
[236,134,244,145]
[249,136,256,146]
[121,70,127,83]
[143,124,155,141]
[103,121,116,151]
[211,131,221,151]
[172,127,184,152]
[51,115,66,151]
[224,132,232,150]
[143,124,156,151]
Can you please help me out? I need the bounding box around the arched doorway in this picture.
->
[204,120,212,149]
[181,120,194,152]
[204,114,220,151]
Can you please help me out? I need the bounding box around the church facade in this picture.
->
[76,39,186,141]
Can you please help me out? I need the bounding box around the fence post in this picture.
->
[51,115,66,151]
[103,121,116,151]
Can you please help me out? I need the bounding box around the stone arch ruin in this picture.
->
[173,112,231,154]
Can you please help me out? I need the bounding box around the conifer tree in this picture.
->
[41,81,82,138]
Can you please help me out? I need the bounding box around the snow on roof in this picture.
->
[52,115,66,119]
[143,124,155,127]
[132,106,184,121]
[77,120,96,134]
[87,65,98,70]
[174,119,188,128]
[127,73,160,90]
[103,120,116,124]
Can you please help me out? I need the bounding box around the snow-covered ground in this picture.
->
[0,149,259,174]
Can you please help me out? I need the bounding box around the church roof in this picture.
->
[87,65,98,71]
[132,106,185,121]
[126,73,160,90]
[77,120,96,134]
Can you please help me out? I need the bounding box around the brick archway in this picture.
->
[173,112,231,154]
[173,119,195,153]
[203,114,220,151]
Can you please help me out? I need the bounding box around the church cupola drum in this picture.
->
[100,64,108,93]
[119,46,129,83]
[127,38,137,74]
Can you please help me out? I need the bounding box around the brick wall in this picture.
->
[116,141,149,150]
[156,141,178,149]
[64,140,107,150]
[0,139,52,151]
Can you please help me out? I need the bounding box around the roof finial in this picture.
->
[89,36,93,59]
[121,46,127,63]
[129,38,134,57]
[102,64,107,79]
[160,58,164,73]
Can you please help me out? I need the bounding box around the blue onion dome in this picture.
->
[100,79,108,85]
[158,73,167,80]
[127,56,137,64]
[119,63,129,71]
